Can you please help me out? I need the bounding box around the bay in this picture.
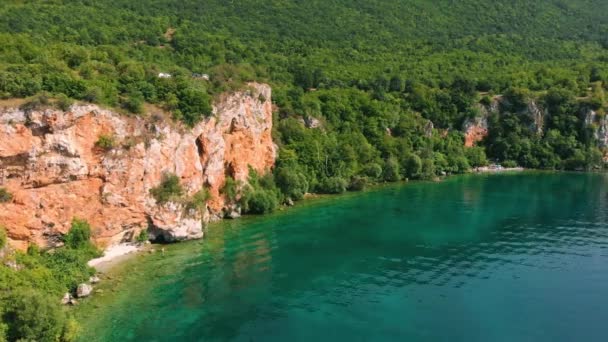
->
[78,172,608,341]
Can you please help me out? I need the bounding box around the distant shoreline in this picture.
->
[473,166,525,173]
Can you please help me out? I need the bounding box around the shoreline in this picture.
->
[87,243,144,273]
[83,168,530,273]
[473,166,525,173]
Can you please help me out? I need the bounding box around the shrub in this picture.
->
[0,322,7,342]
[480,95,493,106]
[0,226,6,249]
[433,152,450,174]
[136,230,149,243]
[275,168,308,201]
[55,94,74,111]
[318,177,348,194]
[121,91,144,114]
[241,189,278,214]
[465,147,488,167]
[348,176,368,191]
[382,158,401,182]
[19,92,50,111]
[362,163,382,179]
[150,174,183,204]
[61,318,80,342]
[421,158,436,180]
[95,134,116,151]
[41,247,98,290]
[502,160,519,168]
[26,244,40,256]
[64,219,92,249]
[450,155,471,174]
[220,176,239,202]
[2,289,67,342]
[178,87,212,126]
[0,188,13,203]
[186,189,210,211]
[402,153,422,179]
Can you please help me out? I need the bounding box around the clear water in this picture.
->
[78,172,608,341]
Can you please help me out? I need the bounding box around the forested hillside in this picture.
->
[1,0,607,199]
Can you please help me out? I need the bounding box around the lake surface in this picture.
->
[79,172,608,341]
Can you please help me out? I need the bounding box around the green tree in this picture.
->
[178,88,212,126]
[318,177,348,194]
[465,147,488,167]
[275,168,309,201]
[2,289,66,342]
[382,158,401,182]
[64,219,92,249]
[402,153,422,179]
[241,189,278,214]
[421,158,436,180]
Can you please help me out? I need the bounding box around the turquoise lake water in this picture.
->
[79,172,608,341]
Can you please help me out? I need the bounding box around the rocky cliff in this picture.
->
[0,83,275,250]
[585,109,608,148]
[464,97,553,147]
[463,98,498,147]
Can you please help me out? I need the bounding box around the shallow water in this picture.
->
[79,172,608,341]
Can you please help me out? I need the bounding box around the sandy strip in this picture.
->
[474,166,524,173]
[88,243,142,273]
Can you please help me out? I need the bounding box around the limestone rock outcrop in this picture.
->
[0,83,275,250]
[463,112,489,147]
[464,96,546,148]
[585,109,608,148]
[463,99,497,147]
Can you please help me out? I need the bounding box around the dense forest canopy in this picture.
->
[1,0,607,97]
[0,0,607,202]
[0,0,606,190]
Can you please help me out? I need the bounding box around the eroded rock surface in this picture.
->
[0,83,275,249]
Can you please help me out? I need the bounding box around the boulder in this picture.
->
[61,293,72,305]
[89,275,100,284]
[77,283,93,298]
[224,205,241,219]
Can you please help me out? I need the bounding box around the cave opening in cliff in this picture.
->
[195,136,206,158]
[146,217,169,244]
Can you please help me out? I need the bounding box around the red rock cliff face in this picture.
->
[463,96,546,148]
[0,83,275,250]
